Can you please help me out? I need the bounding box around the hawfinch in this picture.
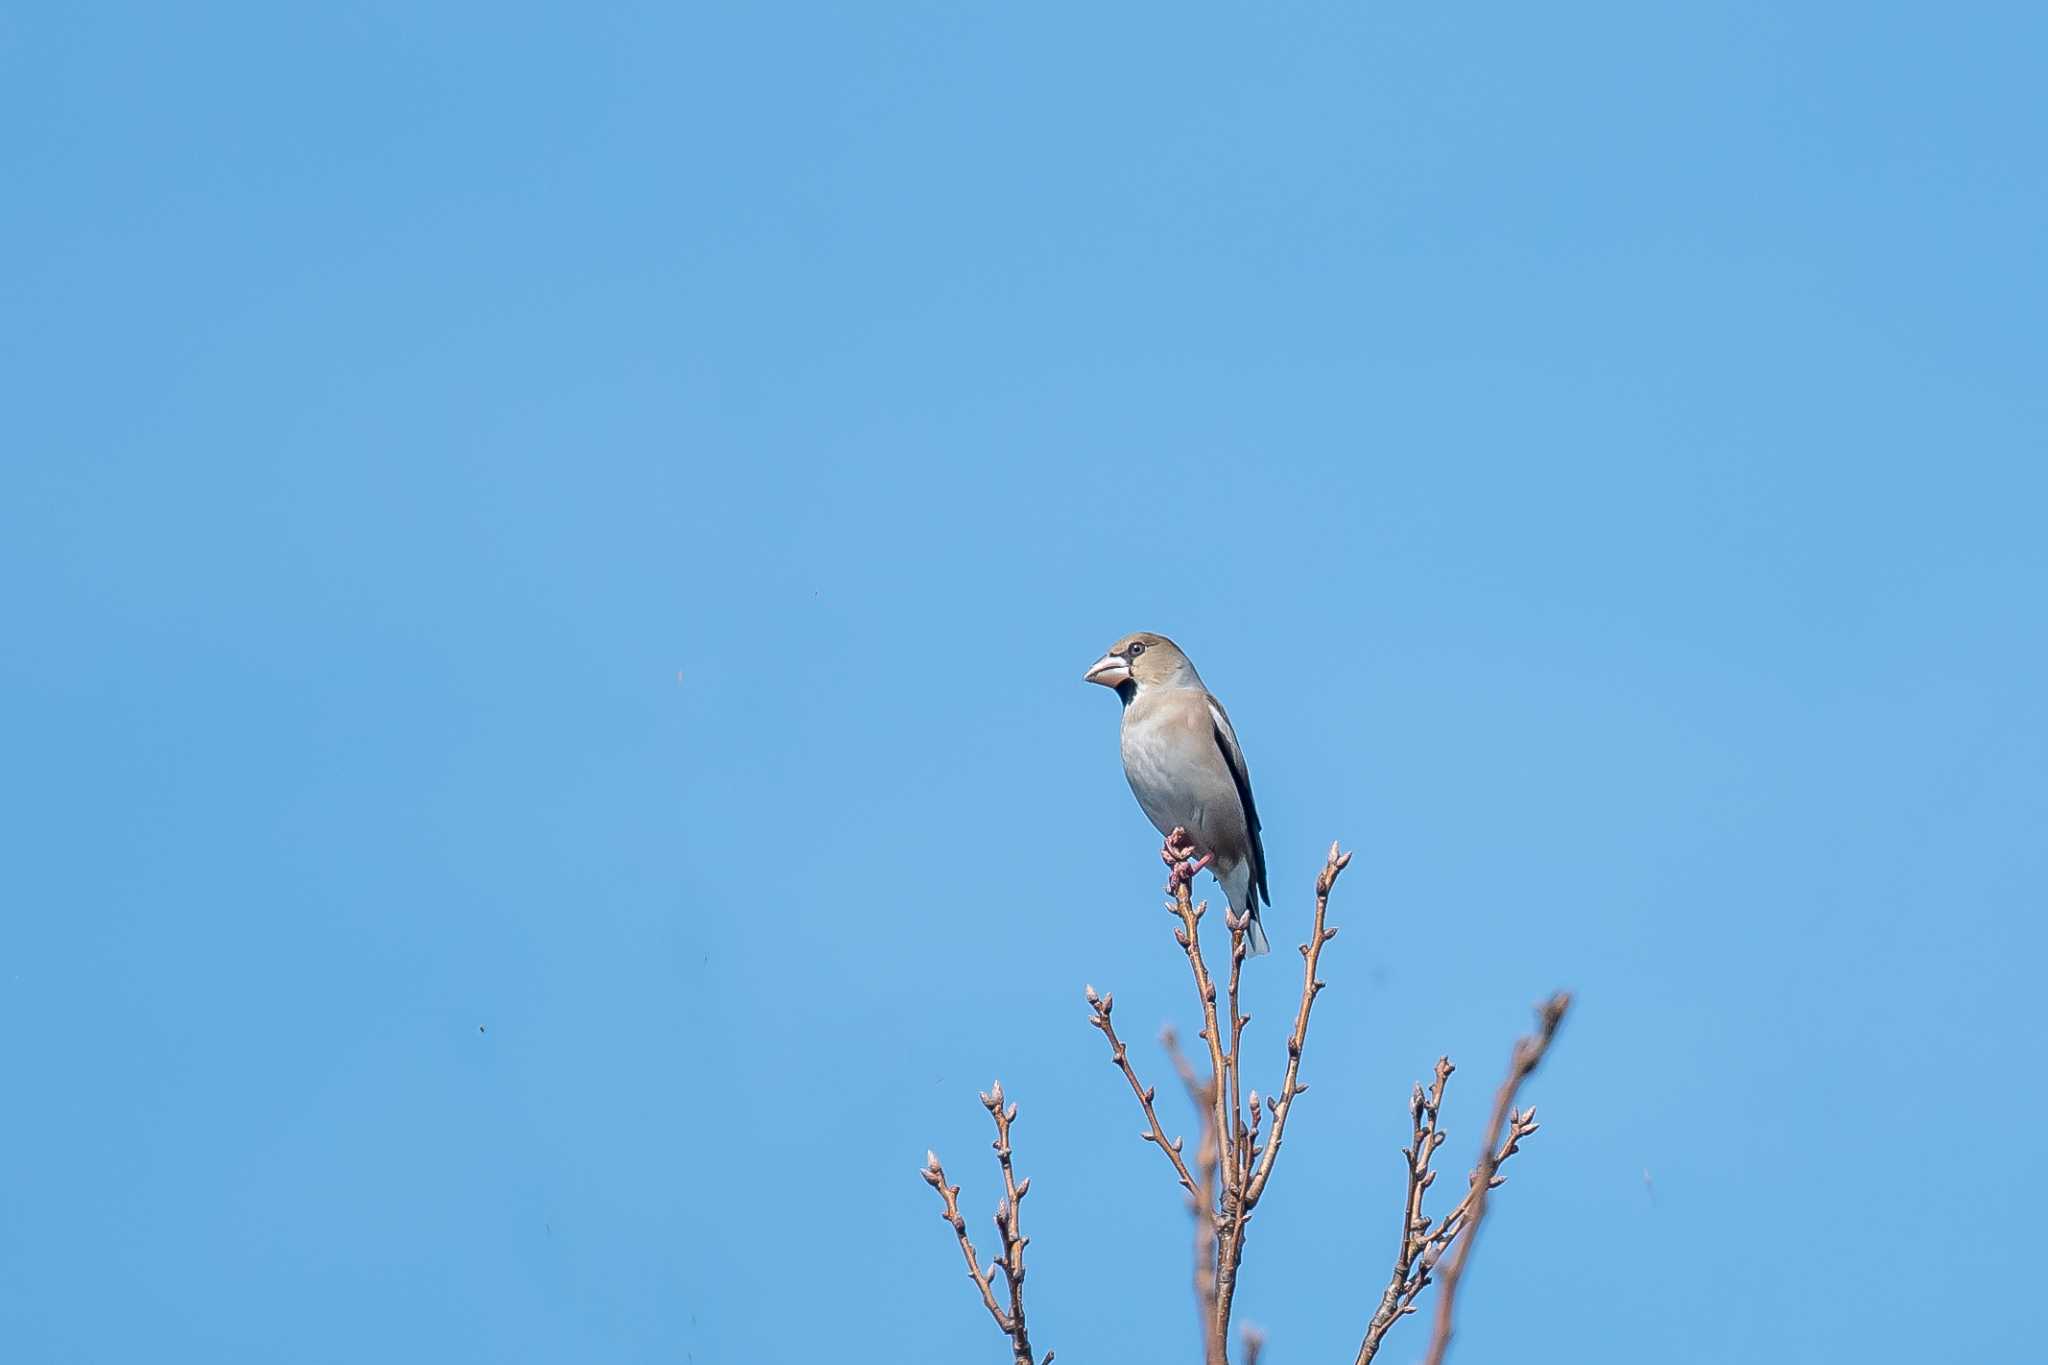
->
[1084,632,1272,955]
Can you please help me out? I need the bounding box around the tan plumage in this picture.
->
[1083,632,1272,954]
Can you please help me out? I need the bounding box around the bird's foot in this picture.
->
[1162,829,1212,889]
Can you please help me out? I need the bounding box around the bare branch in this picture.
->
[1163,1026,1223,1346]
[924,803,1573,1365]
[1421,1104,1543,1276]
[1086,986,1201,1204]
[1356,1057,1454,1365]
[920,1083,1052,1365]
[1352,1055,1543,1363]
[1419,993,1571,1365]
[920,806,1573,1365]
[1225,904,1252,1185]
[1243,840,1350,1207]
[1163,829,1236,1201]
[1143,832,1354,1363]
[920,1150,1012,1336]
[1161,829,1244,1365]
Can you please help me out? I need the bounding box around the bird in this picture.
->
[1083,632,1271,954]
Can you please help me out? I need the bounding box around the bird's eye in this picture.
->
[1128,642,1146,657]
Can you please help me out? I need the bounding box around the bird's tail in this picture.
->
[1243,908,1271,957]
[1219,861,1271,956]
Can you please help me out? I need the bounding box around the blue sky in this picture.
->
[5,3,2044,1362]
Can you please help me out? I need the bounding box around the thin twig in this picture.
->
[1207,841,1349,1359]
[1087,986,1200,1203]
[1225,903,1253,1181]
[922,1151,1012,1334]
[1356,1058,1454,1365]
[987,1087,1041,1365]
[1354,1055,1542,1363]
[1163,830,1236,1202]
[1163,830,1242,1365]
[920,1082,1053,1365]
[1164,1027,1222,1343]
[1242,841,1350,1207]
[1420,1105,1544,1280]
[1419,993,1571,1365]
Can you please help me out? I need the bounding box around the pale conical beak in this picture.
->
[1083,653,1132,687]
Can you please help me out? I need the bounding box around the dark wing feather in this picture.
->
[1207,698,1269,908]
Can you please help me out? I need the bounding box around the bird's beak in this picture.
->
[1083,653,1132,688]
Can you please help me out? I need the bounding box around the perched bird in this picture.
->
[1083,632,1271,954]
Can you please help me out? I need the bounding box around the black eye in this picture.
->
[1128,642,1146,658]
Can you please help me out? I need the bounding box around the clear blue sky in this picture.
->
[5,4,2044,1362]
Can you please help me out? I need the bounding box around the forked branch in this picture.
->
[921,829,1570,1365]
[920,1082,1053,1365]
[1354,1046,1549,1364]
[1088,832,1352,1364]
[1418,992,1572,1365]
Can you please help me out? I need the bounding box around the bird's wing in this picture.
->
[1205,694,1269,908]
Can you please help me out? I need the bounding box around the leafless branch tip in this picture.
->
[920,1088,1052,1365]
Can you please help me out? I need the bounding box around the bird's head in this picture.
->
[1083,632,1200,699]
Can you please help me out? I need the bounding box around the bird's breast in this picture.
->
[1119,703,1206,836]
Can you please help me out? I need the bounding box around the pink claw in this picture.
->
[1163,834,1214,890]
